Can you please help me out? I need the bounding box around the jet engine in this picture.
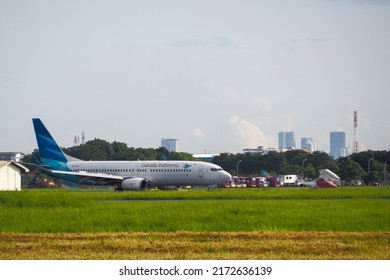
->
[121,178,148,190]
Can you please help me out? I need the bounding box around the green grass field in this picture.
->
[1,187,389,259]
[1,186,389,233]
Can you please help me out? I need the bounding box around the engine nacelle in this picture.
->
[121,178,148,190]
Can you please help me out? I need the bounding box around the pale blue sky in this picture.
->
[1,0,389,155]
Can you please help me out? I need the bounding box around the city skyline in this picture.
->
[1,1,389,155]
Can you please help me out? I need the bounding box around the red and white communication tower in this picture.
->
[352,110,359,154]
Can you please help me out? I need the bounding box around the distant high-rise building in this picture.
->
[161,138,179,152]
[301,137,316,153]
[278,131,296,149]
[330,131,347,159]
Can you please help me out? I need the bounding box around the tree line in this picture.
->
[24,138,390,185]
[213,149,390,185]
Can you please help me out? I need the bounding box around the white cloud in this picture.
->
[193,128,206,140]
[228,115,273,149]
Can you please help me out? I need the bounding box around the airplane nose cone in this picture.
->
[221,171,231,181]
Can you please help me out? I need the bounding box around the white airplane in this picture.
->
[32,118,231,191]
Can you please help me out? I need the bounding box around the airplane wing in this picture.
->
[50,170,124,186]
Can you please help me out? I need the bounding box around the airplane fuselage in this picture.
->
[65,160,228,187]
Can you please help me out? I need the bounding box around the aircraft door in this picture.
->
[198,166,204,177]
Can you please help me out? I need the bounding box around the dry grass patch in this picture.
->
[1,231,389,260]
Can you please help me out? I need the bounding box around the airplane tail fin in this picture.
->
[32,118,78,167]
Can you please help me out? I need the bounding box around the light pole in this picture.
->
[236,160,242,177]
[368,158,374,185]
[384,158,390,185]
[301,159,307,179]
[368,158,374,172]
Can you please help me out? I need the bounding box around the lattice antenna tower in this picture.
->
[352,110,359,153]
[73,136,80,146]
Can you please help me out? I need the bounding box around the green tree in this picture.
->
[303,163,317,179]
[263,151,288,174]
[214,153,241,175]
[111,141,130,160]
[337,157,365,182]
[308,151,335,171]
[284,150,309,166]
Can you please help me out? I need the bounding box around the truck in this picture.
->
[278,175,299,186]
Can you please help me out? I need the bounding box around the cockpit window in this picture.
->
[210,168,223,172]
